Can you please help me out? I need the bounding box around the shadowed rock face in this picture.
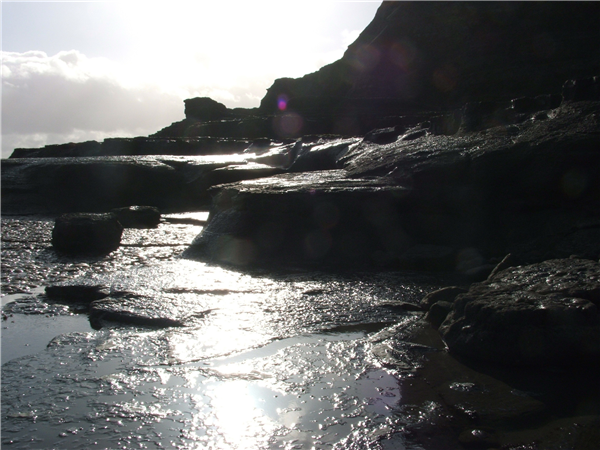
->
[9,137,252,159]
[52,213,123,255]
[439,258,600,367]
[1,155,266,214]
[256,2,600,134]
[186,101,600,270]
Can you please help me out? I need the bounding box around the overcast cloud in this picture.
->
[2,50,213,157]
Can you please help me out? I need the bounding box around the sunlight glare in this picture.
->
[110,1,345,106]
[207,380,279,447]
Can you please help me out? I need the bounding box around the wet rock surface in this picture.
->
[1,214,207,295]
[373,317,600,450]
[188,101,600,271]
[439,258,600,366]
[89,295,195,329]
[1,154,248,214]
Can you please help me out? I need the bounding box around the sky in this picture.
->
[1,1,382,158]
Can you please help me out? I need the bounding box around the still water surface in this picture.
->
[1,215,454,449]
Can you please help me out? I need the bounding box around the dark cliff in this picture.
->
[256,2,599,130]
[151,1,600,141]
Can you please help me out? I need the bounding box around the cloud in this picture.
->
[0,49,315,158]
[1,50,187,157]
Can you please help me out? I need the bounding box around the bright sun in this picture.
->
[112,2,340,100]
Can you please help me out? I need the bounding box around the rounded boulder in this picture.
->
[52,213,123,255]
[439,258,600,366]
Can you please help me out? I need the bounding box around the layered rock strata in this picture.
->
[187,100,600,270]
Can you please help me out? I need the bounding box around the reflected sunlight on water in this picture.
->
[1,215,455,449]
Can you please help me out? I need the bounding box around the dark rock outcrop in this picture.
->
[52,213,123,255]
[0,155,277,214]
[438,258,600,366]
[38,1,591,145]
[259,3,599,115]
[112,206,161,228]
[184,171,411,267]
[184,97,230,121]
[10,137,252,158]
[187,100,600,270]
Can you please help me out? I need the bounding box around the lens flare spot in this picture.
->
[389,40,417,72]
[304,230,332,260]
[277,94,288,111]
[273,112,304,138]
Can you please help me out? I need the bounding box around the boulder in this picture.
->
[111,206,161,228]
[52,213,123,255]
[184,97,229,121]
[184,171,412,268]
[439,258,600,366]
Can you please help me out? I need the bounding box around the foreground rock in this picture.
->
[439,258,600,366]
[375,319,599,449]
[184,171,410,267]
[52,213,123,255]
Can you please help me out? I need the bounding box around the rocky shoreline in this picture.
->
[3,1,600,448]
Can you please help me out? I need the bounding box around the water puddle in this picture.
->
[2,326,410,449]
[0,215,456,449]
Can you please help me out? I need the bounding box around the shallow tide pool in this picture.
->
[2,215,454,449]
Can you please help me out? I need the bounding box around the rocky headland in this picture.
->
[2,2,600,448]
